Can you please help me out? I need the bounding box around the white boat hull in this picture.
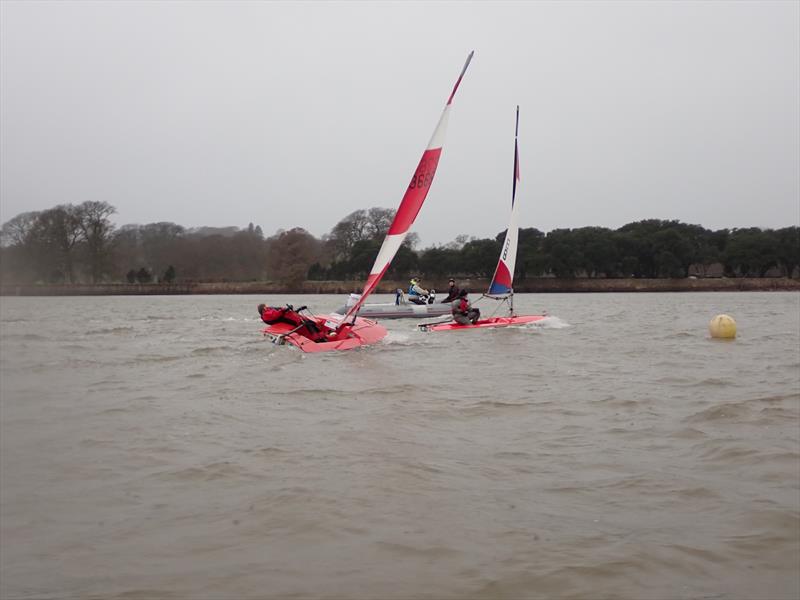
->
[334,302,452,320]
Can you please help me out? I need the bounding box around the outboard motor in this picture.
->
[395,289,406,305]
[428,289,436,304]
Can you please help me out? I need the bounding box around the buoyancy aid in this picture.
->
[453,297,469,316]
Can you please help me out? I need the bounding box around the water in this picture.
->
[1,292,798,600]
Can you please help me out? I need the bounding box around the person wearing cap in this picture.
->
[407,277,431,305]
[440,278,460,303]
[451,288,480,325]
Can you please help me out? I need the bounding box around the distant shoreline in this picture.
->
[1,278,798,296]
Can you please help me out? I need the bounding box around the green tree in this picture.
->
[652,229,692,277]
[572,227,617,277]
[776,227,800,276]
[307,262,326,280]
[162,265,176,283]
[418,246,461,278]
[724,228,779,276]
[346,239,382,279]
[136,267,152,283]
[461,238,501,277]
[542,229,583,278]
[514,228,545,279]
[387,244,419,279]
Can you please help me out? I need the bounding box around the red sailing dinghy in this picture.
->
[420,107,546,333]
[263,52,474,352]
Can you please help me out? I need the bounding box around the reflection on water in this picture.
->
[1,292,798,599]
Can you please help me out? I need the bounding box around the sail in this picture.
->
[488,106,521,296]
[339,51,474,326]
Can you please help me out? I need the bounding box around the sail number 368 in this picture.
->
[409,167,437,190]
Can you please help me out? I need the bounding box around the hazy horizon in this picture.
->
[2,1,798,247]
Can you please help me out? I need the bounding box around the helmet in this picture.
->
[459,288,469,297]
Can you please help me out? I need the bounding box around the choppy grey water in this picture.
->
[1,292,798,600]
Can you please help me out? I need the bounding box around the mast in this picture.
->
[338,52,474,328]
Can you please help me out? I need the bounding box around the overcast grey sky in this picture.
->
[1,0,798,246]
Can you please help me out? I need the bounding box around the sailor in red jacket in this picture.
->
[258,304,328,342]
[451,289,480,325]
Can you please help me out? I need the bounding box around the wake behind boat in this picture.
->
[420,106,546,333]
[261,51,474,352]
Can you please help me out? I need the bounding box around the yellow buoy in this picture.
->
[709,314,737,339]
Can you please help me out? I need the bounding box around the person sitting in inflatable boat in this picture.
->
[440,278,460,303]
[408,278,435,305]
[258,303,328,343]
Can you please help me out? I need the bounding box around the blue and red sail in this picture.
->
[488,106,521,297]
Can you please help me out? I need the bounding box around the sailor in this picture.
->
[407,277,431,305]
[440,278,460,303]
[258,303,328,342]
[451,289,480,325]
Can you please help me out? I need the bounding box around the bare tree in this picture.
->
[30,205,84,282]
[328,209,370,260]
[445,234,472,251]
[265,228,323,284]
[403,231,420,250]
[77,201,116,282]
[1,212,42,282]
[365,207,395,239]
[140,222,186,276]
[1,211,40,247]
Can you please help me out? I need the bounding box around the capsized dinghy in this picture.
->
[263,313,387,352]
[263,52,474,351]
[420,106,546,333]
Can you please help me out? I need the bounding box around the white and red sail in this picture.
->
[339,51,474,326]
[488,105,520,297]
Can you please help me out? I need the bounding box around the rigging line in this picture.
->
[304,307,324,325]
[478,294,510,319]
[487,298,506,319]
[275,322,306,343]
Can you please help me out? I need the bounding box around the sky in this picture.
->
[1,0,798,247]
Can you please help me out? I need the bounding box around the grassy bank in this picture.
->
[1,278,798,296]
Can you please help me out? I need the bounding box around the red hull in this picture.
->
[263,315,387,353]
[421,314,546,332]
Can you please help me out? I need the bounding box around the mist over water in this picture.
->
[1,292,798,599]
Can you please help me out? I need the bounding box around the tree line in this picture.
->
[1,202,798,284]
